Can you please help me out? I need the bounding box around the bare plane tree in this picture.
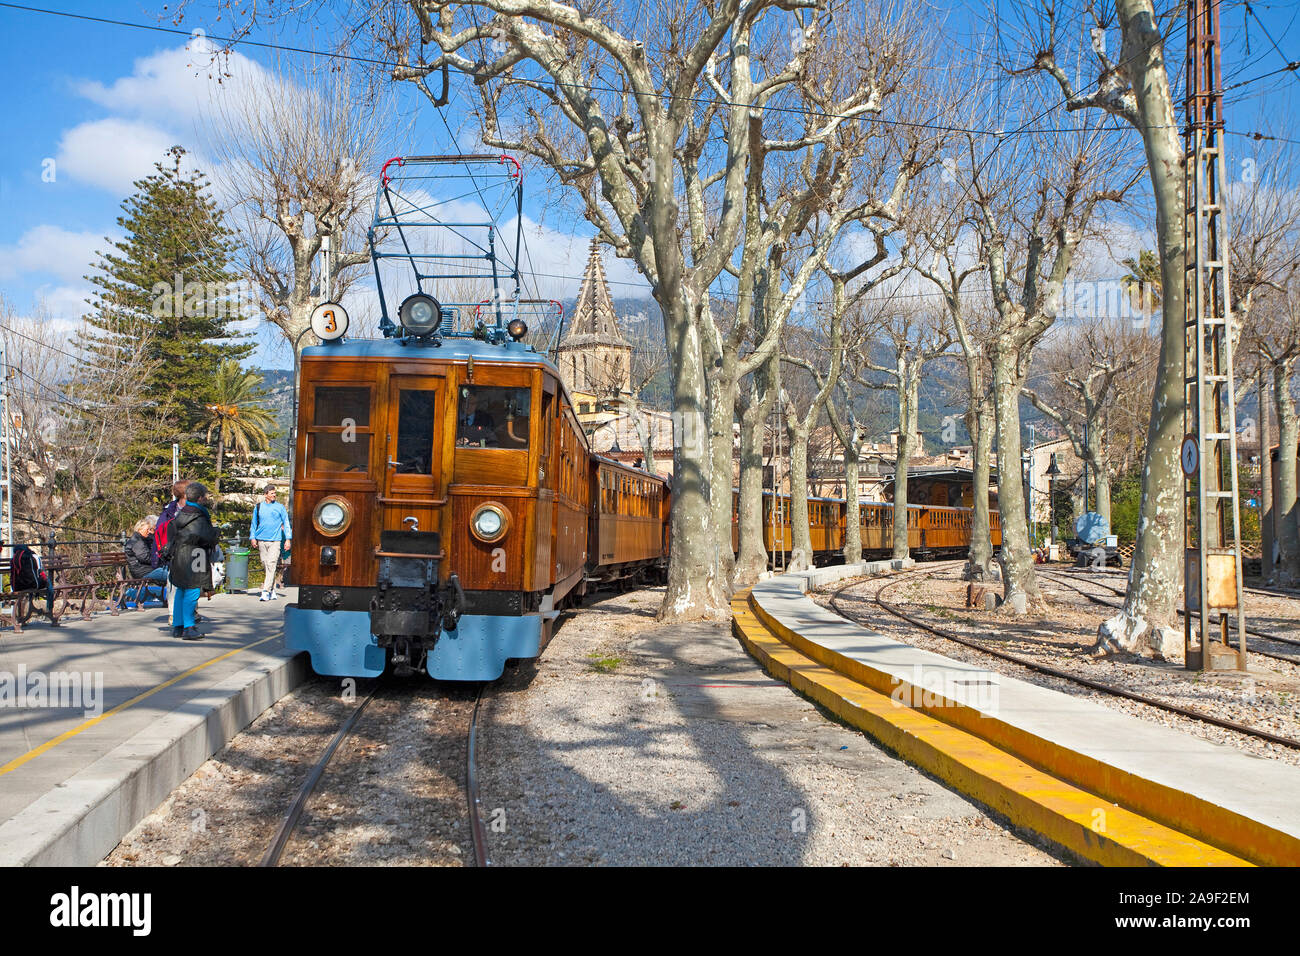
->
[850,300,953,562]
[913,228,993,578]
[1,303,164,538]
[214,66,390,351]
[1015,0,1195,652]
[1023,320,1158,526]
[965,121,1138,615]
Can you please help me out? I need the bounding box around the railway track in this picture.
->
[260,680,492,867]
[1038,568,1300,665]
[829,568,1300,752]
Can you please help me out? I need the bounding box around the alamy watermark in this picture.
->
[150,274,258,320]
[890,664,999,714]
[0,666,103,718]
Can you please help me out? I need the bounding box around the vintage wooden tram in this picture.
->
[285,333,999,680]
[735,492,1003,566]
[284,154,1000,681]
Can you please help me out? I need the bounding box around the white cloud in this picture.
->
[0,225,108,283]
[76,37,268,124]
[55,118,181,194]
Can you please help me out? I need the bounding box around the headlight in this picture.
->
[399,293,443,336]
[312,496,353,537]
[469,502,510,543]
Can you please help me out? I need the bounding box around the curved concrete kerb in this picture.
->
[739,560,1300,866]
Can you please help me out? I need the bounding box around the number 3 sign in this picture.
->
[311,302,350,341]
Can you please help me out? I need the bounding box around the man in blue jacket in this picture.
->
[250,484,291,601]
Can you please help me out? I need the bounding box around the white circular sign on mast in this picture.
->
[1181,434,1199,476]
[310,302,350,341]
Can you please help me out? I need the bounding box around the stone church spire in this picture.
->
[555,238,633,396]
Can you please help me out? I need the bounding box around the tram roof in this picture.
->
[302,335,561,370]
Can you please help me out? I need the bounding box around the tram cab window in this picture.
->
[314,387,371,427]
[309,386,372,473]
[456,385,530,449]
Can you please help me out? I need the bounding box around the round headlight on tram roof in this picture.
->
[469,502,510,544]
[399,293,443,336]
[507,318,528,341]
[312,496,353,537]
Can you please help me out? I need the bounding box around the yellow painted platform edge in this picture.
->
[732,593,1250,867]
[747,587,1300,867]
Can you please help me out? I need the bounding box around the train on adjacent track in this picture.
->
[284,154,1002,681]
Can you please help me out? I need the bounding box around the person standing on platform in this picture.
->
[164,482,217,640]
[154,479,191,566]
[250,484,291,602]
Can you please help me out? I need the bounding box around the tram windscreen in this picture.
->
[455,386,530,449]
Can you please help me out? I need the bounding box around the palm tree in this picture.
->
[1121,249,1163,317]
[202,360,275,493]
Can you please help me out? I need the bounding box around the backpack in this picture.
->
[10,546,47,591]
[156,506,177,557]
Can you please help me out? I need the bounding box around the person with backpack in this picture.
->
[154,479,191,566]
[249,484,291,602]
[162,482,218,640]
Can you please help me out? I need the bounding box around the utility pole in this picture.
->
[1183,0,1247,671]
[321,233,333,302]
[0,340,13,550]
[1258,354,1274,582]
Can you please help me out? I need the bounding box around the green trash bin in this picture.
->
[226,548,252,591]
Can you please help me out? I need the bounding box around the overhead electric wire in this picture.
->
[1243,1,1300,89]
[2,1,1295,143]
[0,323,124,377]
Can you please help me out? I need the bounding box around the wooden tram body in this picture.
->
[286,336,669,680]
[734,491,1003,565]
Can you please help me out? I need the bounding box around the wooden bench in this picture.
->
[2,551,165,632]
[0,555,71,632]
[82,551,166,617]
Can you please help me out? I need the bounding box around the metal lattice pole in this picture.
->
[1183,0,1247,671]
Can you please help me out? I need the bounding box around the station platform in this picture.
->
[734,563,1300,867]
[0,589,308,866]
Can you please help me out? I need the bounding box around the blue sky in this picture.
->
[0,0,1297,369]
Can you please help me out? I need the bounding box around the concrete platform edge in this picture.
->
[737,563,1297,866]
[0,649,310,867]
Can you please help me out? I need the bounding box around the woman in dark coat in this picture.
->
[166,482,218,640]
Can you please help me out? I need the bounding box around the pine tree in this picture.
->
[81,145,252,501]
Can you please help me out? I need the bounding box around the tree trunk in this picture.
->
[843,430,863,564]
[707,350,737,588]
[660,302,729,621]
[1260,360,1275,581]
[991,348,1041,612]
[892,362,918,562]
[1094,461,1112,528]
[215,436,225,495]
[788,419,813,572]
[967,401,994,578]
[625,392,657,477]
[1097,0,1187,658]
[734,360,775,587]
[1274,358,1300,585]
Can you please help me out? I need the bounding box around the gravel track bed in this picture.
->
[104,679,478,866]
[816,570,1300,767]
[475,586,1064,866]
